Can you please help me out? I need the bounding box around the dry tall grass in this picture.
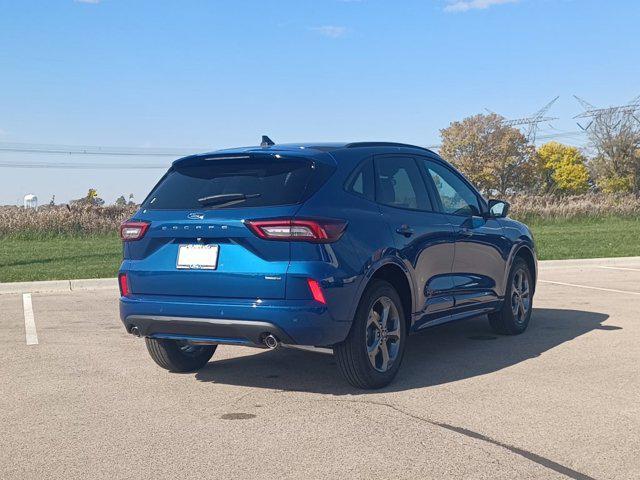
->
[1,194,639,237]
[507,194,640,223]
[0,204,137,237]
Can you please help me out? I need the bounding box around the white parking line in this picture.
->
[598,266,640,273]
[539,280,640,296]
[22,293,38,345]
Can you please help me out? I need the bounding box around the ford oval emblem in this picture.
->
[187,213,205,220]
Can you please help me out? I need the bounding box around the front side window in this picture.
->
[374,156,432,211]
[423,160,481,216]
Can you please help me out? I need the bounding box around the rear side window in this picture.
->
[346,159,375,200]
[144,157,319,210]
[374,156,432,211]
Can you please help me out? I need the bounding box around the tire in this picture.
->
[488,257,534,335]
[334,279,407,389]
[145,337,216,372]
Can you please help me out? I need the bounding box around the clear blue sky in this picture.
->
[1,0,639,204]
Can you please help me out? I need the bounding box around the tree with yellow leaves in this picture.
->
[536,142,590,194]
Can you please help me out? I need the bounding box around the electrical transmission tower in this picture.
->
[573,94,640,130]
[490,96,560,143]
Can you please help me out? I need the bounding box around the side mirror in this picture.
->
[488,199,510,218]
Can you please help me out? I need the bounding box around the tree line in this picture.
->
[439,110,640,196]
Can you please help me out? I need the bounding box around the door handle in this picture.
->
[460,227,474,237]
[396,225,414,237]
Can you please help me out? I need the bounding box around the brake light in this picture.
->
[245,218,346,243]
[307,278,326,304]
[118,273,129,297]
[120,221,150,241]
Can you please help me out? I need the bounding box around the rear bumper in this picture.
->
[119,295,351,347]
[125,315,295,347]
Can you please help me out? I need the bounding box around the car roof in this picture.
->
[172,142,437,167]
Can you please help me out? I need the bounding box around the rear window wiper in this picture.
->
[197,193,261,208]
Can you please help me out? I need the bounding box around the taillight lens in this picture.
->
[120,221,150,241]
[307,278,326,304]
[245,218,346,243]
[118,273,129,297]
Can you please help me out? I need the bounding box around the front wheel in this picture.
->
[145,338,216,372]
[334,279,407,389]
[488,258,534,335]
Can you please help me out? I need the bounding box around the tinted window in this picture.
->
[423,160,481,216]
[374,156,432,211]
[346,159,375,200]
[144,157,315,210]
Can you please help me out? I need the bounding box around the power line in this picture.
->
[0,161,167,170]
[0,130,588,170]
[0,141,206,157]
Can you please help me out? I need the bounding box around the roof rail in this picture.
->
[344,142,433,152]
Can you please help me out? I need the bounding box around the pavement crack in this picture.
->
[301,396,598,480]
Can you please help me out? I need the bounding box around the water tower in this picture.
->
[23,194,38,209]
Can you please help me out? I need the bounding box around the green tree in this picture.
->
[439,113,536,195]
[536,142,590,194]
[115,195,127,206]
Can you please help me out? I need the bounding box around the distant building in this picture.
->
[23,194,38,209]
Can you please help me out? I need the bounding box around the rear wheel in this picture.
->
[145,338,216,372]
[334,280,407,389]
[488,258,533,335]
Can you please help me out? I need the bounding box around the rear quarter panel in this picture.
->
[292,152,398,324]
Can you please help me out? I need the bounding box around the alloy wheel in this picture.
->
[511,269,531,325]
[365,296,402,372]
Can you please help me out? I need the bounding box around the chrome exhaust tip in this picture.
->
[263,334,279,349]
[129,326,141,337]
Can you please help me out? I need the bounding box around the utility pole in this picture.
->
[573,94,640,130]
[490,96,560,144]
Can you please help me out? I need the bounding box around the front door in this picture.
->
[373,155,455,329]
[420,157,510,315]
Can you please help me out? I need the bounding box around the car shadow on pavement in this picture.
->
[194,308,615,394]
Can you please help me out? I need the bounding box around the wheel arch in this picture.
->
[511,244,537,293]
[350,259,414,332]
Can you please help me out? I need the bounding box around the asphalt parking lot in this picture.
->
[1,258,639,480]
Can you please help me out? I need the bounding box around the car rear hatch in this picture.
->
[123,151,334,300]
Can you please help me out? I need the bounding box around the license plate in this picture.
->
[176,244,219,270]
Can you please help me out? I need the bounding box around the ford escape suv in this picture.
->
[119,140,536,389]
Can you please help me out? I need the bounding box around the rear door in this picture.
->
[124,154,331,300]
[373,155,455,328]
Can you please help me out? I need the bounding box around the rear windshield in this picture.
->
[143,156,320,210]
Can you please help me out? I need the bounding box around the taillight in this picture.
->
[118,273,129,297]
[120,221,150,241]
[245,218,346,243]
[307,278,326,304]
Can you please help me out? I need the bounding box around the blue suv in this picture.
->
[119,140,536,389]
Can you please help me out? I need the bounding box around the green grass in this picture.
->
[1,217,639,282]
[529,217,640,260]
[0,234,122,283]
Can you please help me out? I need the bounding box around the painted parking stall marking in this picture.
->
[22,293,38,345]
[539,280,640,296]
[597,265,640,273]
